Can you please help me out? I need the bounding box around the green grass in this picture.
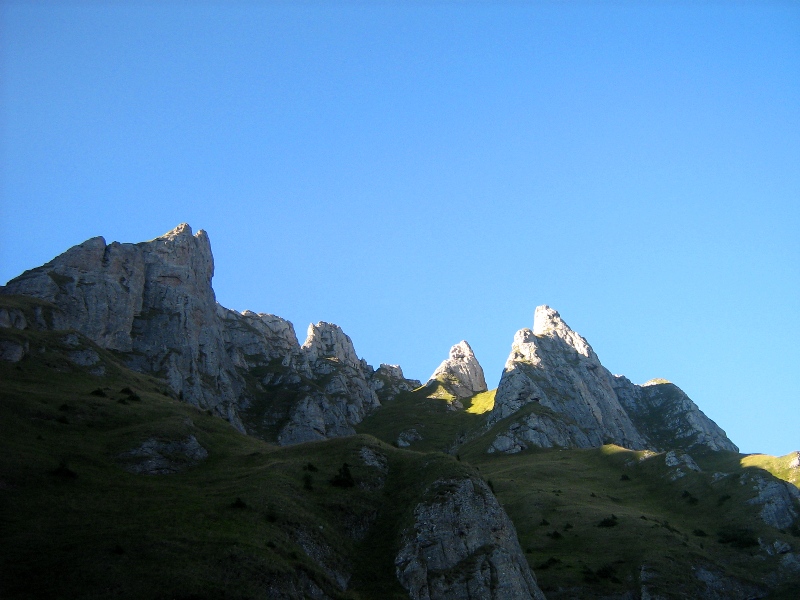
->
[741,452,800,487]
[355,385,502,455]
[469,445,798,599]
[2,294,798,599]
[466,389,496,414]
[0,323,477,600]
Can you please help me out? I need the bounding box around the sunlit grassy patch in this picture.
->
[466,389,496,414]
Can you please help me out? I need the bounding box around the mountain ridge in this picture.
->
[2,223,798,599]
[0,223,738,457]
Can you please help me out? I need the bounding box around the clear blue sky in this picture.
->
[2,2,798,456]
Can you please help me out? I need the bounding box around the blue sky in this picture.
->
[1,2,798,456]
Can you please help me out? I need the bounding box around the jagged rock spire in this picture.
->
[488,305,738,454]
[428,340,487,399]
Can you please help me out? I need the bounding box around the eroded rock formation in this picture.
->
[428,341,487,399]
[1,224,420,443]
[395,477,547,600]
[488,305,737,454]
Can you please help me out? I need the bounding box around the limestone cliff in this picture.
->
[2,224,244,427]
[428,341,488,399]
[1,224,419,444]
[395,477,547,600]
[488,305,737,454]
[276,322,382,445]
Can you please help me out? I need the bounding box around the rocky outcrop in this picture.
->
[274,323,382,445]
[614,378,737,452]
[743,473,800,529]
[1,224,415,445]
[0,308,27,330]
[489,305,737,454]
[395,477,547,600]
[490,306,648,450]
[371,364,422,402]
[428,341,487,399]
[488,412,596,453]
[2,224,244,426]
[218,306,311,380]
[118,435,209,475]
[0,339,27,362]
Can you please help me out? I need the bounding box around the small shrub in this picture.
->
[266,541,276,549]
[596,564,618,581]
[717,494,732,506]
[303,473,314,491]
[56,415,70,424]
[661,521,679,534]
[330,463,355,488]
[547,530,563,540]
[302,463,318,472]
[487,479,495,493]
[58,403,71,412]
[718,527,758,548]
[563,523,573,531]
[540,518,550,526]
[790,522,800,538]
[90,388,106,397]
[693,529,708,537]
[120,387,134,395]
[266,510,278,523]
[111,544,125,555]
[598,515,618,528]
[536,557,561,570]
[582,568,600,583]
[49,461,78,479]
[117,398,128,405]
[620,474,631,481]
[230,497,248,509]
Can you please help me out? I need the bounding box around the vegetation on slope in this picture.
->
[1,294,798,599]
[0,324,478,600]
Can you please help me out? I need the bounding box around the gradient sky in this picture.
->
[2,2,798,456]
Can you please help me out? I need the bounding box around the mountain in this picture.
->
[487,305,738,454]
[1,224,419,443]
[1,224,798,599]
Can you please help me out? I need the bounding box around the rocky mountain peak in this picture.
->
[490,306,737,454]
[145,224,214,283]
[428,340,487,399]
[533,304,596,360]
[302,322,362,369]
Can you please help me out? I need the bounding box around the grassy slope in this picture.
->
[2,294,798,599]
[358,388,800,599]
[0,322,477,600]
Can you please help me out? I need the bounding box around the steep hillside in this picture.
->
[2,224,799,599]
[0,313,543,599]
[0,225,420,444]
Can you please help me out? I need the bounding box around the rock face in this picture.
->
[275,322,383,445]
[614,378,737,452]
[489,305,737,453]
[371,364,422,402]
[118,435,209,475]
[428,341,487,399]
[743,473,800,529]
[2,225,244,426]
[1,224,420,445]
[395,477,547,600]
